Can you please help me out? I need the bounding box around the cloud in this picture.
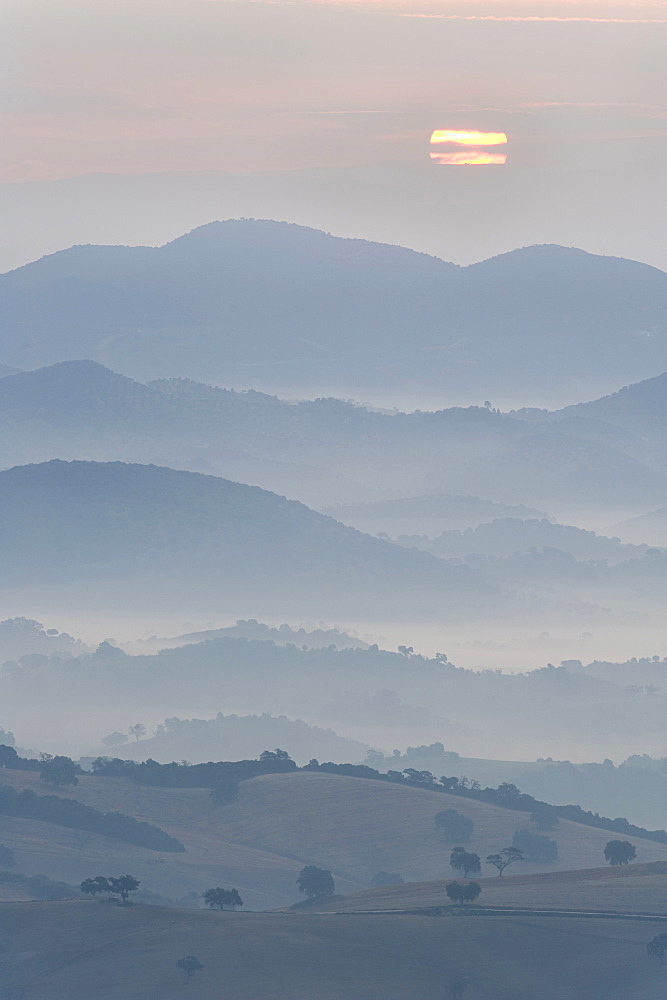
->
[430,150,507,163]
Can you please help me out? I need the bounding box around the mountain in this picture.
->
[323,494,550,537]
[2,361,664,515]
[1,220,665,406]
[0,459,491,617]
[107,712,369,765]
[608,508,667,547]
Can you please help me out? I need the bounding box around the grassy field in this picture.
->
[2,898,667,1000]
[306,861,667,915]
[2,768,667,909]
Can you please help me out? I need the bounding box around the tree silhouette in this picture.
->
[39,755,79,788]
[450,848,481,878]
[603,840,637,866]
[447,976,468,998]
[108,875,140,904]
[203,887,243,910]
[446,881,481,904]
[486,846,524,876]
[297,865,335,901]
[176,956,204,981]
[646,933,667,964]
[128,723,146,742]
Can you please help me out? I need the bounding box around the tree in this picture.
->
[435,809,474,844]
[176,956,204,981]
[512,829,558,862]
[449,848,481,878]
[297,865,335,901]
[101,732,128,749]
[447,976,468,998]
[530,803,559,830]
[0,844,16,868]
[128,723,146,742]
[603,840,637,866]
[486,846,524,876]
[646,933,667,965]
[80,876,111,898]
[39,755,79,788]
[209,777,239,806]
[0,745,19,768]
[259,748,291,761]
[370,871,404,887]
[203,887,244,911]
[108,874,140,904]
[445,881,481,905]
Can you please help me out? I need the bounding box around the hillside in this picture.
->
[307,861,667,916]
[5,639,667,762]
[0,459,489,616]
[2,769,667,911]
[609,508,667,547]
[3,900,665,1000]
[1,221,665,407]
[0,361,664,514]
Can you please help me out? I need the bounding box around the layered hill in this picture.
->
[2,767,666,911]
[0,361,664,514]
[1,220,665,406]
[0,459,488,616]
[4,899,664,999]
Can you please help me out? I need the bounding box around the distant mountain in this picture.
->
[608,508,667,547]
[0,460,493,616]
[400,518,649,563]
[110,712,369,765]
[0,361,663,514]
[512,372,667,473]
[1,221,665,406]
[324,495,551,537]
[0,363,20,378]
[129,620,369,655]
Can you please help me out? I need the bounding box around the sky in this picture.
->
[1,0,666,271]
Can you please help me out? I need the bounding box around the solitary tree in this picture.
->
[445,881,481,905]
[297,865,335,901]
[435,809,474,844]
[101,732,128,749]
[108,875,140,904]
[450,847,481,878]
[530,803,559,830]
[176,956,204,981]
[646,933,667,965]
[209,777,239,806]
[0,744,19,768]
[203,887,244,911]
[128,723,146,742]
[39,755,79,788]
[486,846,524,876]
[447,976,468,999]
[604,840,637,866]
[80,876,111,898]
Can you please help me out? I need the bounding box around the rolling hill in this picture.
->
[0,459,491,617]
[1,220,665,407]
[0,360,663,515]
[3,899,665,999]
[2,768,666,911]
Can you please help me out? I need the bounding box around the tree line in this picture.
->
[0,785,184,852]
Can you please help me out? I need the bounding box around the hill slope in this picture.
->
[1,220,665,406]
[2,769,666,910]
[4,900,665,1000]
[0,459,489,616]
